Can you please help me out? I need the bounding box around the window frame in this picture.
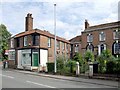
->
[57,40,60,49]
[75,44,79,52]
[86,44,94,52]
[99,32,106,41]
[48,37,51,48]
[32,34,39,46]
[113,30,119,40]
[16,38,20,47]
[10,38,14,48]
[87,34,93,43]
[113,42,120,54]
[8,50,15,60]
[62,42,65,50]
[24,36,27,46]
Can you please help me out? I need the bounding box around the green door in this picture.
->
[33,53,38,66]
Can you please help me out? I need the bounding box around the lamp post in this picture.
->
[54,4,57,73]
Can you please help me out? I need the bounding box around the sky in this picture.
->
[0,0,119,40]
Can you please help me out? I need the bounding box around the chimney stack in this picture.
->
[25,13,33,31]
[85,19,89,29]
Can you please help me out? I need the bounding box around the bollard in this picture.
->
[89,62,93,77]
[5,61,8,68]
[76,62,80,76]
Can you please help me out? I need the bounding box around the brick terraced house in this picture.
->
[81,20,120,57]
[69,35,82,58]
[8,13,70,71]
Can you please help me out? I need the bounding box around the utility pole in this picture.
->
[54,4,57,73]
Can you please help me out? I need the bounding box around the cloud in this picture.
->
[1,1,119,39]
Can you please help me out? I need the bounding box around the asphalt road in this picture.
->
[0,66,119,89]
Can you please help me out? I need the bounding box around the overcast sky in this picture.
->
[1,0,119,40]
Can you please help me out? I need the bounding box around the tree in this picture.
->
[84,50,94,62]
[73,52,84,66]
[97,49,116,73]
[0,24,11,61]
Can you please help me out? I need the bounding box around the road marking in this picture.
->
[26,80,56,88]
[0,74,14,79]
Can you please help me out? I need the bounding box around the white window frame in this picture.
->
[10,38,14,48]
[98,44,106,55]
[87,34,93,42]
[113,30,119,40]
[48,37,51,47]
[8,50,15,60]
[75,44,79,52]
[62,42,65,50]
[57,40,60,49]
[24,36,27,46]
[114,41,120,54]
[99,32,106,41]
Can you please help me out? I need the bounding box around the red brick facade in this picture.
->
[81,20,120,57]
[8,13,71,69]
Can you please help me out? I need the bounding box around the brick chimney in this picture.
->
[25,13,33,31]
[85,19,89,29]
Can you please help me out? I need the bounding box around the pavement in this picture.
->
[5,68,119,88]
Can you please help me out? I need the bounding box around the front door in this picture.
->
[33,53,38,66]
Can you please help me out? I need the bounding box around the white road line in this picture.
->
[0,74,14,79]
[26,80,56,88]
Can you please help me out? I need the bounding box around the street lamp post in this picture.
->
[54,4,57,73]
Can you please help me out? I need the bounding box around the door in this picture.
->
[33,53,38,66]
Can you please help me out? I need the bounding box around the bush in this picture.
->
[56,56,64,74]
[106,60,116,74]
[46,62,54,73]
[66,60,76,74]
[84,50,94,62]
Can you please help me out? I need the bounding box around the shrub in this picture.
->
[46,62,54,73]
[106,60,116,74]
[56,56,64,74]
[84,50,94,62]
[66,60,76,74]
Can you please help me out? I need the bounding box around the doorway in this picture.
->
[32,53,39,66]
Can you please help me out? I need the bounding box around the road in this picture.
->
[0,66,119,89]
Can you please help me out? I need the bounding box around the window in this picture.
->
[16,38,20,47]
[113,42,120,54]
[24,36,27,46]
[98,44,106,55]
[48,37,51,47]
[87,34,93,42]
[99,32,106,41]
[8,50,15,60]
[57,40,60,49]
[86,44,94,52]
[66,44,69,52]
[62,42,65,50]
[32,35,39,46]
[113,30,119,39]
[10,38,14,48]
[100,44,105,53]
[75,44,79,52]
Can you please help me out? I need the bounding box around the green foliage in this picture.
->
[0,24,11,61]
[46,62,54,73]
[97,49,120,74]
[97,55,106,73]
[84,50,94,62]
[56,56,64,73]
[101,49,113,61]
[73,52,83,66]
[66,60,76,73]
[56,55,76,75]
[106,60,116,74]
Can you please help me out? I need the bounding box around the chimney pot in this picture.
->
[25,13,33,31]
[85,19,89,29]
